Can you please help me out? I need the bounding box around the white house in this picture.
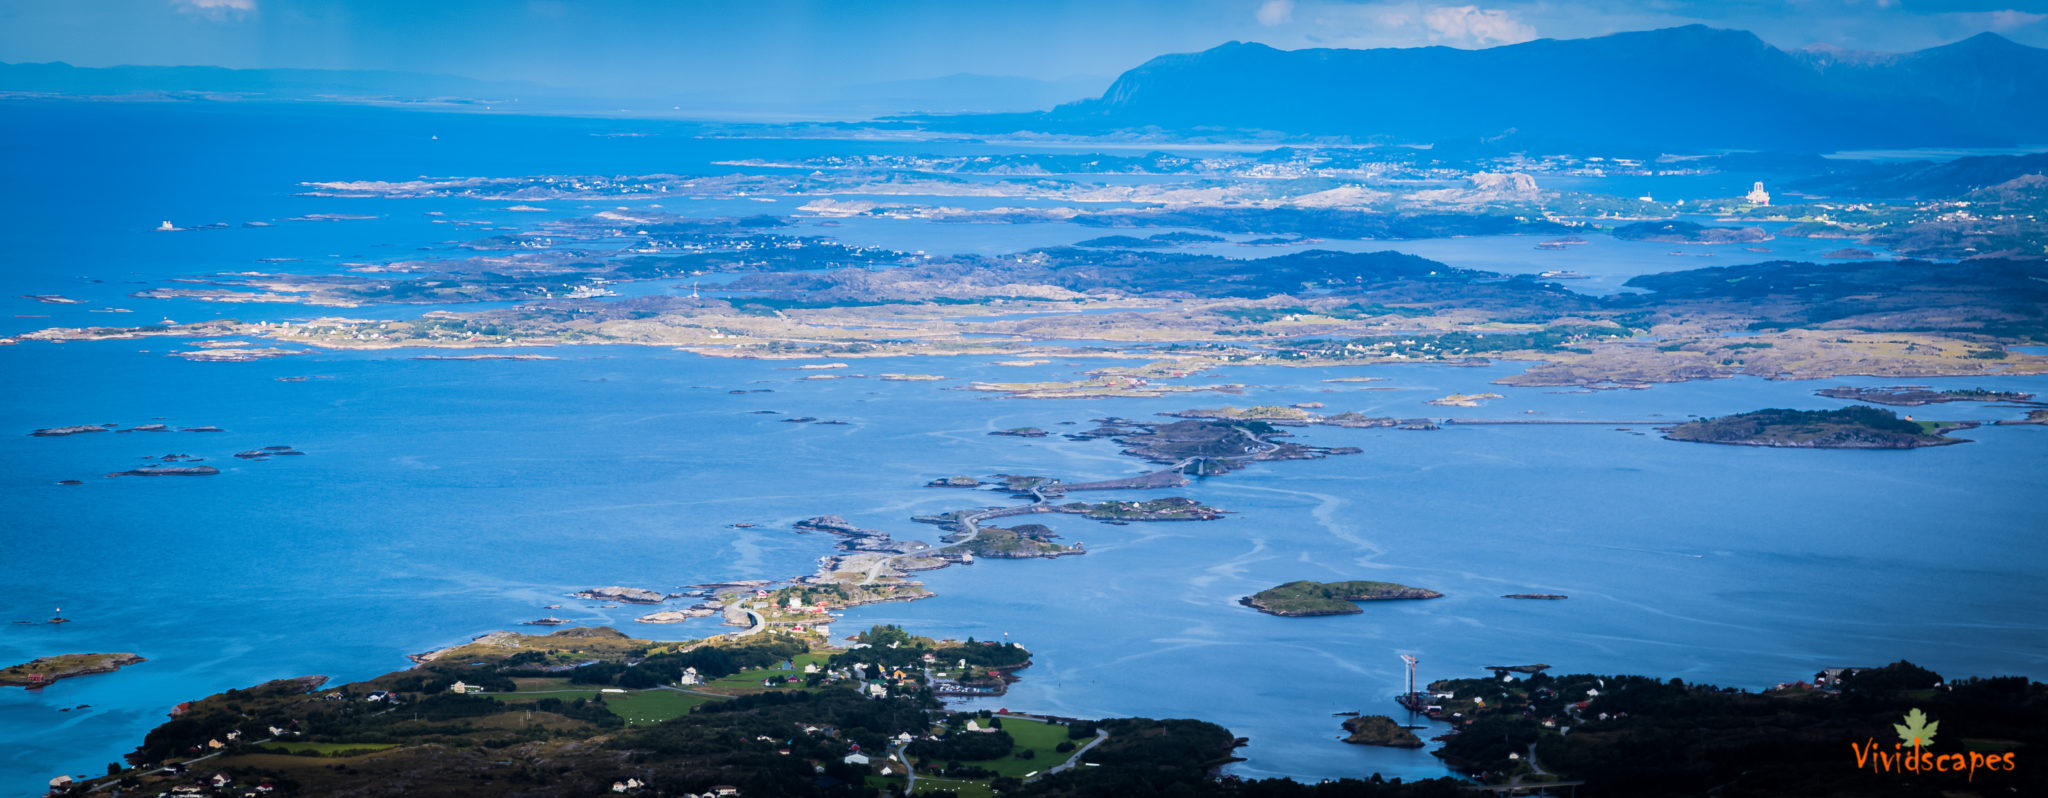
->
[679,667,702,686]
[449,681,479,694]
[865,683,888,698]
[843,752,870,766]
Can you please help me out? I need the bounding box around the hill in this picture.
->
[929,26,2048,151]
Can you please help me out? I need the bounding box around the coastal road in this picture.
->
[861,498,1032,586]
[734,608,766,637]
[857,436,1268,588]
[1035,728,1109,780]
[90,736,277,792]
[892,740,917,796]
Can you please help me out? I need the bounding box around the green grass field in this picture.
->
[964,717,1079,778]
[484,677,721,724]
[912,775,994,798]
[607,690,719,725]
[484,677,607,703]
[256,742,396,755]
[901,716,1085,793]
[701,651,833,693]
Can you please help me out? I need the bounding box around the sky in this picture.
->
[3,0,2046,99]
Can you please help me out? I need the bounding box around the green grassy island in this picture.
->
[0,652,144,687]
[1342,714,1425,748]
[961,523,1079,558]
[1663,405,1968,448]
[1241,580,1443,616]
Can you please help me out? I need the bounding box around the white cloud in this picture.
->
[1257,0,1296,27]
[1423,5,1537,46]
[172,0,256,19]
[1973,9,2047,31]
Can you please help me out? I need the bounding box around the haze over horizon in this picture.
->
[4,0,2046,103]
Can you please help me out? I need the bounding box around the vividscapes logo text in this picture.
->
[1850,708,2018,781]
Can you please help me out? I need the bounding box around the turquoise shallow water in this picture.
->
[3,100,2046,792]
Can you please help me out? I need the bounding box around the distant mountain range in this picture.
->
[0,61,544,102]
[0,61,1106,119]
[931,26,2048,152]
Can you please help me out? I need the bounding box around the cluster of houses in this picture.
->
[49,770,280,798]
[612,783,738,798]
[1771,666,1867,693]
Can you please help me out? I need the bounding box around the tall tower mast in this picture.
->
[1401,654,1419,710]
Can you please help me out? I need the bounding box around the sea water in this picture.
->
[3,100,2045,791]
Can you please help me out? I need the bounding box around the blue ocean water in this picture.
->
[3,100,2046,792]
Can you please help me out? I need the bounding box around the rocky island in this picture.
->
[1663,405,1967,448]
[105,465,221,477]
[958,523,1080,558]
[1612,219,1771,244]
[1241,580,1443,616]
[1815,385,2035,406]
[1,653,144,688]
[571,586,669,604]
[30,425,108,437]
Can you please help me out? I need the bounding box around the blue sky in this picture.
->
[3,0,2045,97]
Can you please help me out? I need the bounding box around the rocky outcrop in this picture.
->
[31,425,107,437]
[572,586,669,604]
[106,466,220,477]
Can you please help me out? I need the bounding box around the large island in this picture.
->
[1662,405,1968,448]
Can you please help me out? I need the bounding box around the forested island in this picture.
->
[1241,580,1443,616]
[1339,715,1424,748]
[1662,405,1968,448]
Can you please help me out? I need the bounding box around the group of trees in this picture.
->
[1428,661,2048,796]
